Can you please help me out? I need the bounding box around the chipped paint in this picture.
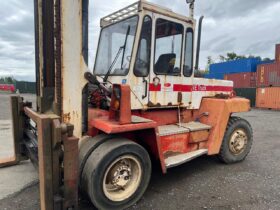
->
[61,0,88,138]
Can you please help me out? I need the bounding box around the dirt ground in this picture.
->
[0,93,280,210]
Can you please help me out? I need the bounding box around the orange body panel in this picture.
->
[199,141,208,149]
[91,117,157,134]
[88,95,250,173]
[256,87,280,110]
[189,130,209,143]
[160,133,190,156]
[198,97,250,155]
[109,85,131,124]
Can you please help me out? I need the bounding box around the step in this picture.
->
[158,124,190,136]
[165,149,208,168]
[176,121,211,132]
[158,122,211,137]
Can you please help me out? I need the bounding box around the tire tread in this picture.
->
[218,116,253,164]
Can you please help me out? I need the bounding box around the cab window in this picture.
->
[184,28,194,77]
[154,19,183,75]
[94,16,139,76]
[134,16,152,77]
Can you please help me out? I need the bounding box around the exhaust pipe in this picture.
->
[82,0,89,134]
[186,0,195,18]
[195,16,204,71]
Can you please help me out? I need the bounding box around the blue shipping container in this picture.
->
[204,73,225,80]
[209,58,273,75]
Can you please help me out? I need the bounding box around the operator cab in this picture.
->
[93,1,232,110]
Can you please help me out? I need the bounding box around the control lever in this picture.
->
[84,72,111,95]
[84,71,99,85]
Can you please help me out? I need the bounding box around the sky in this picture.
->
[0,0,280,81]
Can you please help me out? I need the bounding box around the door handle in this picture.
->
[142,78,148,99]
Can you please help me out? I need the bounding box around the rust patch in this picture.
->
[63,113,71,123]
[177,92,182,103]
[147,101,161,107]
[199,141,208,149]
[215,93,230,99]
[163,151,182,159]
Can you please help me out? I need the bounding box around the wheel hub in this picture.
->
[112,164,131,188]
[229,129,248,155]
[103,155,142,202]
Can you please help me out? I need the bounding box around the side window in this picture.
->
[154,19,183,75]
[134,16,152,77]
[184,28,194,77]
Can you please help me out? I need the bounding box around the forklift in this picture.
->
[0,0,253,209]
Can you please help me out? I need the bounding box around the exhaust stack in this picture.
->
[195,16,204,71]
[186,0,195,18]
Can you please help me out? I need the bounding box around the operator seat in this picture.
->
[155,53,176,74]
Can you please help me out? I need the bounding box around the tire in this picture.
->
[78,134,115,188]
[218,116,253,164]
[81,138,151,210]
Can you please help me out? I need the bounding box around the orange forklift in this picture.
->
[0,0,253,209]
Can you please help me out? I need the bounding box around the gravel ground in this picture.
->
[0,93,279,210]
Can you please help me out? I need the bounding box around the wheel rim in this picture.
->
[103,155,142,202]
[229,129,248,155]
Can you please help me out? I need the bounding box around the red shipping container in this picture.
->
[257,63,280,87]
[276,44,280,63]
[0,84,15,93]
[256,87,280,110]
[224,72,256,88]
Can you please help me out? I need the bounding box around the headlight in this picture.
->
[114,100,120,110]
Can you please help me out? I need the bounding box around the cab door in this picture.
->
[148,14,192,107]
[130,15,153,109]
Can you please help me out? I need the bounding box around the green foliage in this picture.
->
[219,52,272,62]
[206,56,214,71]
[0,77,17,84]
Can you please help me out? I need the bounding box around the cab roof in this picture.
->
[100,0,194,27]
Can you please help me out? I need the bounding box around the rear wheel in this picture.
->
[81,138,151,210]
[219,117,253,164]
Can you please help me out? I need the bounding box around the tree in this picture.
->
[5,77,14,84]
[0,77,16,84]
[206,56,214,71]
[219,55,226,62]
[263,57,271,62]
[248,55,262,60]
[218,52,272,62]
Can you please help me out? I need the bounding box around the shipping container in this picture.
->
[204,73,225,80]
[256,87,280,110]
[224,72,256,88]
[15,81,36,94]
[209,58,273,75]
[257,63,280,87]
[276,44,280,63]
[234,88,256,107]
[0,84,15,93]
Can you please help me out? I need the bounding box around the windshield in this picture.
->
[94,16,139,76]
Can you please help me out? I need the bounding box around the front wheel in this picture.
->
[81,138,151,210]
[218,117,253,164]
